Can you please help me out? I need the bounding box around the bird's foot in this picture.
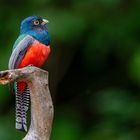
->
[27,64,34,67]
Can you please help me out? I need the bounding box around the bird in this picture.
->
[8,16,51,132]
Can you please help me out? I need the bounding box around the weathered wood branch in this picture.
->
[0,66,54,140]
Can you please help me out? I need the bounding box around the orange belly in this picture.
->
[17,40,50,93]
[18,40,50,68]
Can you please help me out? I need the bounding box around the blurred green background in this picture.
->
[0,0,140,140]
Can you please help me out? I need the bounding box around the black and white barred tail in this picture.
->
[15,82,30,132]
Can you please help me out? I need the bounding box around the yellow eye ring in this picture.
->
[34,20,40,25]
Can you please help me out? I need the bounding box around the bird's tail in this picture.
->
[15,82,30,132]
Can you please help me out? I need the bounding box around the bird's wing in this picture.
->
[8,35,34,69]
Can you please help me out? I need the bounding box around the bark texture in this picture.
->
[0,66,54,140]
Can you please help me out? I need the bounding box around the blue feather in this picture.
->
[20,16,50,45]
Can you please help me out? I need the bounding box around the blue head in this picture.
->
[20,16,50,45]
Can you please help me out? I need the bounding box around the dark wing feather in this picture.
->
[8,35,34,69]
[8,35,34,132]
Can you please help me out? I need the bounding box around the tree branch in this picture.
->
[0,66,54,140]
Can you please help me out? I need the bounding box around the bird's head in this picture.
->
[20,16,50,45]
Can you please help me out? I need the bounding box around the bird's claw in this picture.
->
[27,64,34,67]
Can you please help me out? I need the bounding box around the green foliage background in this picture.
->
[0,0,140,139]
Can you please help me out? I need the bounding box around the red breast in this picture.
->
[18,40,50,68]
[17,40,50,93]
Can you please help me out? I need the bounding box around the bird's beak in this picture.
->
[42,19,49,25]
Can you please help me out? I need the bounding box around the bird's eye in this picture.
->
[34,20,40,25]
